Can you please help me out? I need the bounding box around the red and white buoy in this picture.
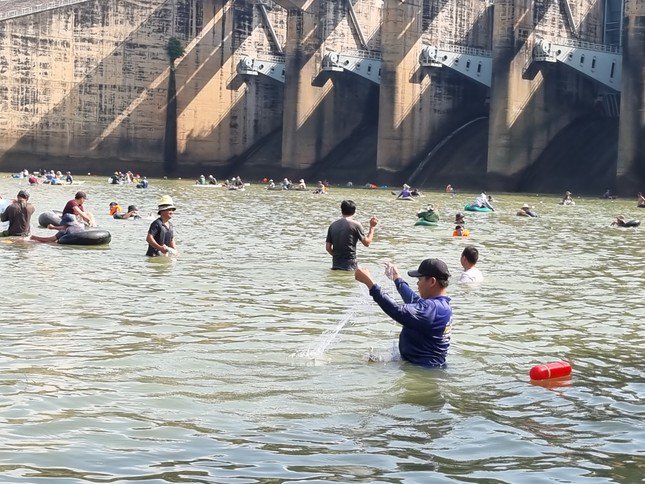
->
[529,361,572,380]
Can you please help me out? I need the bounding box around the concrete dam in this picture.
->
[0,0,643,194]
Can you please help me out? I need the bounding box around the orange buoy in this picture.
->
[529,361,572,380]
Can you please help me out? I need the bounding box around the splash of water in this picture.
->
[295,268,390,360]
[295,309,359,360]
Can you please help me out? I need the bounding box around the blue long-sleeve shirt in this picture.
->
[369,278,452,367]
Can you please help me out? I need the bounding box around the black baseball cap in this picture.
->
[407,258,451,280]
[17,190,30,199]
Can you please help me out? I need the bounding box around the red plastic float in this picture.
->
[529,361,572,380]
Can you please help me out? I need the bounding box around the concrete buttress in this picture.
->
[281,0,379,170]
[376,0,425,172]
[617,0,645,193]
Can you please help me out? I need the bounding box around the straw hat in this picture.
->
[521,203,531,209]
[157,195,176,214]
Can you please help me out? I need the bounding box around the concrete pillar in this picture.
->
[376,0,425,172]
[488,0,611,191]
[175,0,285,170]
[617,0,645,194]
[280,0,376,170]
[486,0,538,190]
[280,2,325,169]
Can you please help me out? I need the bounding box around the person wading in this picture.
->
[1,190,35,237]
[325,200,377,271]
[146,195,178,257]
[355,259,453,368]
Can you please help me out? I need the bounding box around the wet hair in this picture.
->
[437,278,449,289]
[340,200,357,216]
[461,245,479,264]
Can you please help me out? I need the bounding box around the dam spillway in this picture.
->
[0,0,642,194]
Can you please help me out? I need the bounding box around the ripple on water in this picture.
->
[0,179,643,481]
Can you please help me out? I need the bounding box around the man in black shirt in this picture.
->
[1,190,35,236]
[146,195,178,256]
[325,200,377,270]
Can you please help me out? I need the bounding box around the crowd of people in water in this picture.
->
[109,171,149,188]
[262,178,329,194]
[0,187,175,253]
[325,185,641,368]
[195,174,246,190]
[2,172,643,369]
[12,168,75,185]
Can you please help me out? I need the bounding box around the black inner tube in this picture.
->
[38,210,62,227]
[58,230,111,246]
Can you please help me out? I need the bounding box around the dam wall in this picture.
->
[0,0,642,193]
[0,0,172,173]
[0,0,287,175]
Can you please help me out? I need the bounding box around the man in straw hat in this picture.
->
[354,259,453,368]
[1,190,35,236]
[146,195,178,256]
[517,203,537,217]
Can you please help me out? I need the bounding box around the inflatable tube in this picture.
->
[621,220,641,227]
[417,210,439,222]
[58,230,111,246]
[464,204,492,212]
[113,213,139,221]
[414,219,438,227]
[38,210,62,227]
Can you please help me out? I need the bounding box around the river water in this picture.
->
[0,175,643,483]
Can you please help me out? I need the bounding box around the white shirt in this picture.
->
[459,267,483,284]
